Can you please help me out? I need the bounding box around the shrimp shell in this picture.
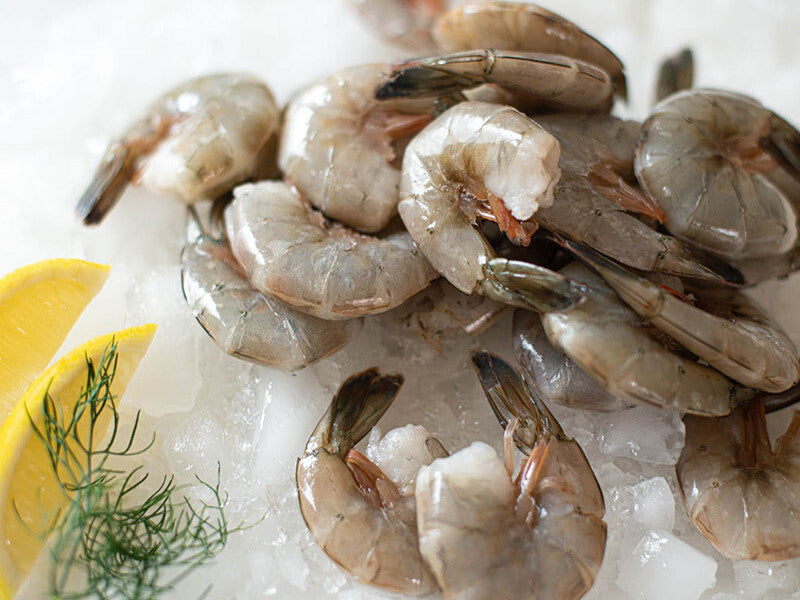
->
[225,181,438,320]
[181,226,360,371]
[434,1,627,99]
[78,73,280,224]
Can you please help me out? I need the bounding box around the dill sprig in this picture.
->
[27,340,236,600]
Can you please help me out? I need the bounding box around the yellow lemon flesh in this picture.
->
[0,259,110,422]
[0,324,156,600]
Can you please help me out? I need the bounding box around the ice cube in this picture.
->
[612,477,676,533]
[252,368,330,487]
[366,424,436,495]
[124,265,202,416]
[616,531,718,600]
[733,560,800,599]
[162,407,223,483]
[597,406,686,465]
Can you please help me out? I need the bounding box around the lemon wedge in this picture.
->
[0,324,156,599]
[0,259,110,422]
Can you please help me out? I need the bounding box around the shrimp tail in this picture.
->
[76,141,139,225]
[480,258,587,313]
[561,237,660,303]
[655,235,745,285]
[764,382,800,413]
[321,368,404,456]
[763,114,800,185]
[376,62,472,100]
[654,47,693,104]
[471,350,565,454]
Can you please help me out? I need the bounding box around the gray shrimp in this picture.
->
[225,181,438,320]
[494,260,756,416]
[677,393,800,560]
[296,368,443,594]
[433,1,627,99]
[414,351,606,600]
[77,73,280,224]
[279,64,436,233]
[375,48,615,113]
[180,209,360,371]
[570,241,799,393]
[398,101,592,315]
[635,89,800,271]
[533,114,743,284]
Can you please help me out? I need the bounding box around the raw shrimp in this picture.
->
[433,1,627,99]
[533,115,742,284]
[538,173,742,283]
[414,350,606,600]
[296,368,444,594]
[677,395,800,560]
[180,209,360,371]
[514,310,631,412]
[394,279,507,352]
[569,241,800,392]
[501,261,756,415]
[654,47,693,103]
[635,89,800,262]
[375,49,615,113]
[398,101,588,312]
[279,64,436,233]
[349,0,444,50]
[535,113,663,220]
[225,181,438,320]
[77,73,280,224]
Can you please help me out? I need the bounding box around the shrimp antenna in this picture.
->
[471,350,565,453]
[326,368,404,455]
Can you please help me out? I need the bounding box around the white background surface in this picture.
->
[4,1,800,599]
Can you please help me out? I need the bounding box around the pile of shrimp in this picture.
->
[77,2,800,598]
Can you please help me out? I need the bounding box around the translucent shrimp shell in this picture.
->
[636,89,799,260]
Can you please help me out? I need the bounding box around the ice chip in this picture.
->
[597,405,685,464]
[365,424,435,496]
[733,560,800,599]
[163,407,223,482]
[124,265,203,416]
[616,530,718,600]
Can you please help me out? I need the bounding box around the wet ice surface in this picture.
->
[6,0,800,599]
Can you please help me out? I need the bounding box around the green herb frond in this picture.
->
[25,339,241,600]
